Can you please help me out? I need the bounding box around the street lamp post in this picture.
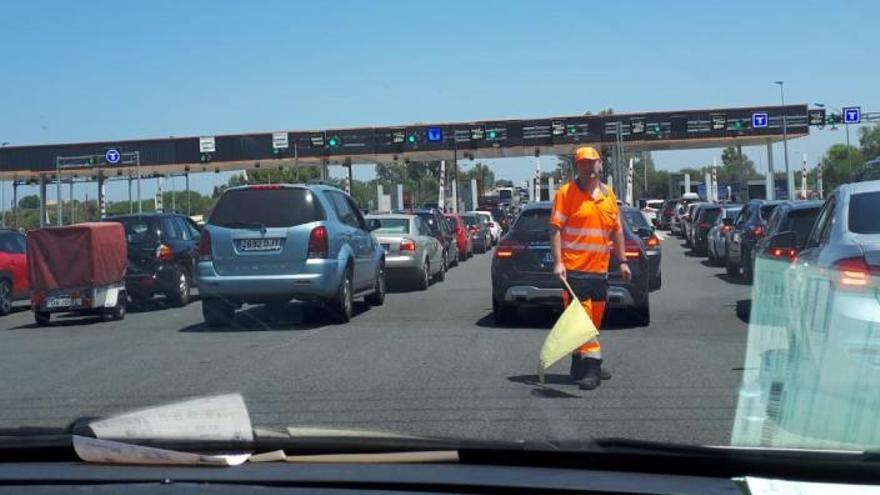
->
[775,81,792,199]
[815,103,853,180]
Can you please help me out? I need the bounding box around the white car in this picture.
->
[471,211,501,246]
[640,199,665,226]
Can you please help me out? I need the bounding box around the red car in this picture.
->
[444,213,473,261]
[0,230,29,316]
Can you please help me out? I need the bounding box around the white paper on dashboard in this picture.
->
[88,393,253,442]
[73,435,251,466]
[745,476,880,495]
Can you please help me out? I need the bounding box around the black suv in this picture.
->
[726,200,784,283]
[105,214,201,306]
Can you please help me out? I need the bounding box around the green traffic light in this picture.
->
[328,137,338,147]
[407,134,417,144]
[487,130,497,140]
[567,126,577,135]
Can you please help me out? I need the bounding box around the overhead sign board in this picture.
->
[843,107,861,124]
[469,125,485,141]
[391,128,406,144]
[309,133,325,148]
[550,121,565,136]
[199,136,216,153]
[272,132,289,149]
[808,109,826,126]
[752,113,768,128]
[710,114,727,131]
[630,118,646,134]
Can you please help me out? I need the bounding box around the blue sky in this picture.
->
[1,0,877,202]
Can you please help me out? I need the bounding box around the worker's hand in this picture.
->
[620,262,633,281]
[553,261,567,281]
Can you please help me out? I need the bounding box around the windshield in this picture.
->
[370,217,410,234]
[209,188,324,228]
[3,2,880,471]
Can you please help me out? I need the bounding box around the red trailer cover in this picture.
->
[28,222,127,291]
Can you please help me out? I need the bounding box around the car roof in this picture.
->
[779,200,824,212]
[365,214,415,220]
[107,213,181,219]
[224,183,343,194]
[523,201,552,210]
[844,179,880,195]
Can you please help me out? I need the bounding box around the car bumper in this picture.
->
[197,258,343,302]
[126,266,179,296]
[385,254,422,270]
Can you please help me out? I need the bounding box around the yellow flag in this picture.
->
[537,278,599,383]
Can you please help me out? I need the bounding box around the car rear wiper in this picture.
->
[218,222,267,232]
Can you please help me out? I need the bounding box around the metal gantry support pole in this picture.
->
[185,172,191,216]
[128,176,133,214]
[69,178,75,224]
[766,141,775,201]
[136,151,142,214]
[55,157,62,226]
[39,175,47,228]
[0,179,5,228]
[776,81,792,200]
[12,181,18,227]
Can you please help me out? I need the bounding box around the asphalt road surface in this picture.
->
[0,235,752,445]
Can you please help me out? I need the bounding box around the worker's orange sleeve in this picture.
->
[550,187,568,230]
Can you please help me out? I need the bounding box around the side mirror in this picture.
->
[769,231,797,249]
[367,219,382,232]
[722,218,733,227]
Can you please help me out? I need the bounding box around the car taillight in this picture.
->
[721,225,732,234]
[699,222,710,229]
[833,257,874,289]
[624,239,642,259]
[198,230,212,261]
[769,247,799,261]
[308,226,328,258]
[400,238,417,251]
[156,244,174,262]
[495,239,526,259]
[646,235,660,248]
[750,225,765,237]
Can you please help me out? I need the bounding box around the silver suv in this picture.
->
[196,184,385,326]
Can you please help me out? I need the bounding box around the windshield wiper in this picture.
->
[218,222,267,232]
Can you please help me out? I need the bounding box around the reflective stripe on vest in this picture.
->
[562,240,609,253]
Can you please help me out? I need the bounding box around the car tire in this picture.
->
[166,268,191,307]
[0,279,12,316]
[450,249,459,267]
[34,311,51,326]
[106,293,127,321]
[202,298,235,327]
[635,294,651,327]
[725,255,739,276]
[417,260,430,291]
[650,273,662,291]
[435,256,447,282]
[742,249,754,284]
[330,270,354,324]
[708,247,717,265]
[493,298,515,326]
[365,264,386,306]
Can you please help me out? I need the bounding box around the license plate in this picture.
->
[45,297,72,309]
[238,238,283,252]
[542,252,554,263]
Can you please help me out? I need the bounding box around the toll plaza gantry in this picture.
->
[0,104,814,224]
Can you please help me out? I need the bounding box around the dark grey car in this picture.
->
[461,214,491,254]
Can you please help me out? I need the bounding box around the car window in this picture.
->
[622,209,650,229]
[760,204,779,220]
[0,233,25,254]
[765,208,783,234]
[328,192,359,229]
[848,191,880,234]
[173,217,191,241]
[209,188,325,228]
[162,217,183,241]
[113,217,160,243]
[370,218,409,234]
[724,207,742,220]
[416,213,440,235]
[786,208,822,246]
[816,198,837,246]
[513,209,551,241]
[185,219,202,239]
[735,206,749,225]
[699,208,722,224]
[807,199,833,248]
[414,217,429,236]
[344,196,368,230]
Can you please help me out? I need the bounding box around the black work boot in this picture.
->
[569,354,587,381]
[577,358,603,390]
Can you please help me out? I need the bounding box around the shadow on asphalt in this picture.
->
[477,308,646,330]
[10,314,109,329]
[507,374,581,399]
[736,299,751,324]
[714,272,751,286]
[128,295,201,314]
[684,250,704,258]
[700,259,720,268]
[179,301,372,332]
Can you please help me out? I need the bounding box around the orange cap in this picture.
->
[574,146,601,163]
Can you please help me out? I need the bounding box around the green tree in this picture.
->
[720,146,759,184]
[821,144,865,192]
[18,195,40,209]
[859,124,880,161]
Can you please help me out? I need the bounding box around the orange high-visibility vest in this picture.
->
[550,181,621,273]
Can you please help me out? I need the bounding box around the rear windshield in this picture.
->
[849,192,880,234]
[446,217,460,229]
[371,218,410,234]
[760,204,779,220]
[785,208,822,244]
[209,188,324,228]
[622,209,650,229]
[700,209,722,224]
[461,215,478,227]
[112,217,159,243]
[513,209,551,242]
[724,208,742,219]
[0,233,26,254]
[415,213,439,232]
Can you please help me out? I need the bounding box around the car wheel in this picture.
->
[0,279,12,316]
[106,293,127,321]
[493,298,515,326]
[650,273,662,291]
[742,249,754,284]
[34,311,51,326]
[635,294,651,326]
[365,264,386,306]
[435,256,447,282]
[330,270,354,324]
[451,248,459,267]
[202,298,235,327]
[708,247,717,264]
[726,255,739,276]
[166,268,191,307]
[417,260,430,290]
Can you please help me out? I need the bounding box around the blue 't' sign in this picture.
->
[426,127,443,142]
[752,113,768,128]
[105,149,121,164]
[843,107,861,124]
